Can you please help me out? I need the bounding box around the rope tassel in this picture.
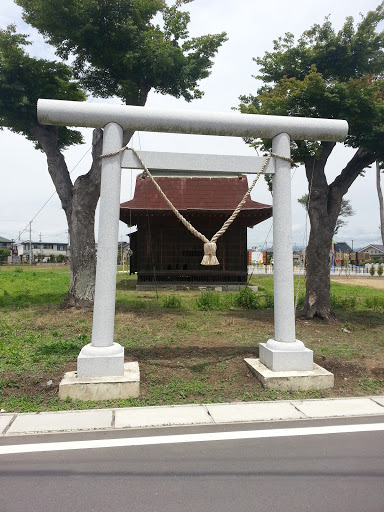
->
[201,242,219,266]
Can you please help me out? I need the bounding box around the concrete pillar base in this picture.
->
[77,342,124,378]
[259,339,313,371]
[59,362,140,401]
[244,358,334,391]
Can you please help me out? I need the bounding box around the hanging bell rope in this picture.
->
[101,146,293,266]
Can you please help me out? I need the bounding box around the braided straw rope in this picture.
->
[101,146,292,265]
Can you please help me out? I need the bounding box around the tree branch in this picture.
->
[30,124,73,215]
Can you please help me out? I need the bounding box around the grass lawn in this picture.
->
[0,265,383,412]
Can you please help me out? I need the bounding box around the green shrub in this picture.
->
[365,295,384,311]
[234,287,259,309]
[377,264,383,276]
[370,265,375,276]
[196,291,223,310]
[331,295,357,310]
[163,295,182,308]
[264,293,274,308]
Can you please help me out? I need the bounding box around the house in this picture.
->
[359,244,384,262]
[17,241,69,263]
[120,175,272,286]
[0,236,13,264]
[330,241,370,266]
[330,241,352,266]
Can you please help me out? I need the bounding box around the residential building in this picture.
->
[359,244,384,262]
[17,241,69,263]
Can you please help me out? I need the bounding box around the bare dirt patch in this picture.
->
[330,276,384,290]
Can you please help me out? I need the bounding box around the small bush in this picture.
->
[370,265,375,276]
[234,287,259,309]
[377,264,383,276]
[196,291,223,310]
[163,295,182,308]
[331,295,357,310]
[264,293,274,308]
[365,295,384,311]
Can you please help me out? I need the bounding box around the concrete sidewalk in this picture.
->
[1,396,384,437]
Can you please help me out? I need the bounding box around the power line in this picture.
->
[15,146,92,242]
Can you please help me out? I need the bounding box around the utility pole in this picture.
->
[29,222,32,266]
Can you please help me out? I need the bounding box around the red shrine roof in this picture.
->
[120,176,272,223]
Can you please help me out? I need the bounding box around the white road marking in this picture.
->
[1,423,384,455]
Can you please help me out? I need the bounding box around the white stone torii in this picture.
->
[37,99,347,396]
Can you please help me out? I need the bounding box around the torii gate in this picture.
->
[37,99,347,399]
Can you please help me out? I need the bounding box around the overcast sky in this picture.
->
[0,0,382,250]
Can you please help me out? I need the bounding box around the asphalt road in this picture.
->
[1,417,384,512]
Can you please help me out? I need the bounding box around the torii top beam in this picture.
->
[37,99,348,142]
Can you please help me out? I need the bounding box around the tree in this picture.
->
[377,161,384,244]
[297,194,355,235]
[238,4,384,319]
[1,0,227,306]
[0,249,11,262]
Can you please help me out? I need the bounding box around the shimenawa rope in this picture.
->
[101,147,292,266]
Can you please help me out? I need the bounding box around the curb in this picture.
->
[1,395,384,437]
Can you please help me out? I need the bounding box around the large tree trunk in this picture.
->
[65,129,103,307]
[300,144,376,320]
[377,161,384,245]
[31,124,103,307]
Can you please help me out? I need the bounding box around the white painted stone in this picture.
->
[272,133,296,344]
[115,404,213,429]
[37,99,348,142]
[59,362,140,401]
[121,150,275,175]
[6,409,112,435]
[77,343,124,378]
[206,401,305,424]
[371,396,384,407]
[0,414,14,434]
[259,342,314,372]
[293,397,384,418]
[245,358,334,390]
[90,122,124,351]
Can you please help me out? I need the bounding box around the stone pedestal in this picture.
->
[77,343,125,378]
[59,362,140,401]
[259,339,313,372]
[244,358,334,391]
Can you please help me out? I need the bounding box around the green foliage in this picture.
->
[163,295,182,308]
[234,287,259,309]
[16,0,227,105]
[196,291,223,310]
[0,25,86,149]
[377,263,383,276]
[0,248,11,262]
[238,5,384,161]
[370,264,376,276]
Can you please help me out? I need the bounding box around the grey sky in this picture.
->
[0,0,382,250]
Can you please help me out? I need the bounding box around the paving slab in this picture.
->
[293,398,384,418]
[6,409,113,435]
[206,401,305,424]
[0,414,14,435]
[370,396,384,408]
[115,404,213,429]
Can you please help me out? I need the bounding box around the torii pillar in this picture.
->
[37,99,347,399]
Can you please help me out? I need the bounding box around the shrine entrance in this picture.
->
[37,99,348,399]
